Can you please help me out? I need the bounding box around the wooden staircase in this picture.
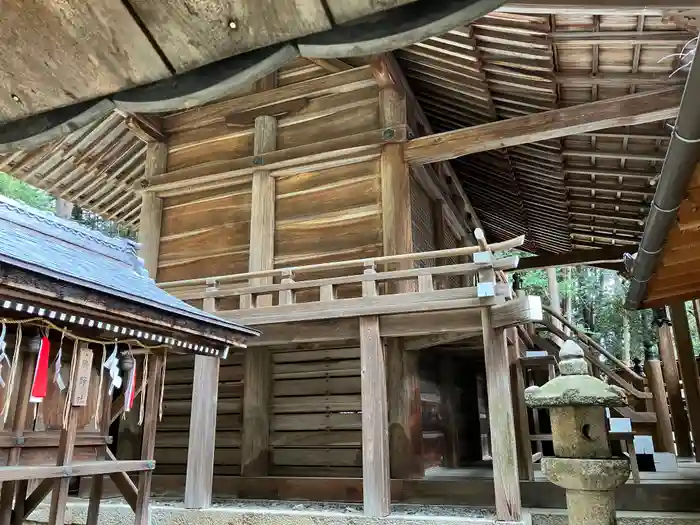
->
[523,306,657,428]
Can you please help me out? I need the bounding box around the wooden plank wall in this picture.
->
[270,343,362,477]
[155,352,244,476]
[153,60,385,486]
[157,61,382,284]
[410,175,435,263]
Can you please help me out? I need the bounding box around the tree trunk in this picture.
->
[622,309,631,366]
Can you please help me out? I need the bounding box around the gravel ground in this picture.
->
[150,498,496,519]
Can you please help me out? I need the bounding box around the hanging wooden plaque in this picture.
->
[72,348,93,406]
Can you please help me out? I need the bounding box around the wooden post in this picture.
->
[48,346,92,525]
[482,309,521,521]
[375,63,421,480]
[185,293,220,507]
[655,308,692,457]
[509,329,534,480]
[134,354,164,525]
[360,265,390,517]
[119,142,166,463]
[668,302,700,460]
[86,364,113,525]
[644,346,675,454]
[439,355,459,468]
[241,115,277,477]
[0,348,34,525]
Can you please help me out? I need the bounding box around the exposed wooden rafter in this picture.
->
[404,87,681,165]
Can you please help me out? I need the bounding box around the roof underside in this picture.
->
[398,9,689,254]
[0,2,697,256]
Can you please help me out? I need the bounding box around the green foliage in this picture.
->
[0,171,135,240]
[518,264,700,359]
[0,172,53,210]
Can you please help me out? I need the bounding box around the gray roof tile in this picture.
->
[0,196,258,337]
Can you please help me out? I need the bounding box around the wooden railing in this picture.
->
[160,236,534,327]
[538,310,652,403]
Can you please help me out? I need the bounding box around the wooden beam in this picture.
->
[360,272,390,518]
[137,143,167,279]
[644,355,675,454]
[185,355,220,507]
[514,246,630,271]
[482,307,521,521]
[241,114,277,477]
[376,67,423,483]
[657,314,693,456]
[309,58,353,73]
[119,142,166,468]
[134,354,163,525]
[404,87,681,166]
[500,1,700,14]
[378,52,480,234]
[509,329,534,481]
[668,302,700,460]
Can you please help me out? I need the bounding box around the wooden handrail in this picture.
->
[169,258,517,302]
[542,305,644,383]
[159,235,525,289]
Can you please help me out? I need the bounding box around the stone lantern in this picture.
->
[524,340,631,525]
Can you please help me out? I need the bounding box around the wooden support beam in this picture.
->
[378,52,480,234]
[668,302,700,460]
[134,354,164,525]
[86,368,113,525]
[482,307,521,521]
[509,329,534,480]
[644,355,675,454]
[376,70,423,481]
[185,290,218,507]
[514,246,630,271]
[360,269,390,518]
[48,351,86,525]
[0,351,35,525]
[404,87,681,166]
[185,355,220,507]
[119,142,166,467]
[241,114,277,477]
[547,267,564,346]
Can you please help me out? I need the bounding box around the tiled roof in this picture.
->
[0,196,258,337]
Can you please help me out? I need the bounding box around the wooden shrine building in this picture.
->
[0,196,258,525]
[2,0,700,523]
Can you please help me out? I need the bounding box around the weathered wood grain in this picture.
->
[127,1,329,73]
[404,87,682,165]
[0,1,168,123]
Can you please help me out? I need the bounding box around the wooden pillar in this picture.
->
[375,62,421,480]
[509,328,534,480]
[669,302,700,460]
[655,308,691,457]
[119,142,166,462]
[360,266,390,517]
[134,354,164,525]
[439,356,459,468]
[241,114,277,476]
[644,346,675,454]
[185,288,220,508]
[0,347,34,525]
[482,308,521,521]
